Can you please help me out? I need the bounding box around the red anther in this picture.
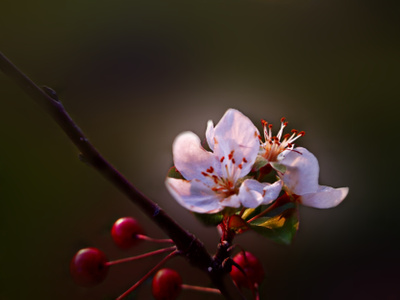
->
[283,122,288,126]
[230,251,264,290]
[232,158,236,164]
[152,269,182,300]
[268,124,273,129]
[291,129,298,134]
[111,217,145,249]
[283,133,291,140]
[206,166,214,173]
[243,157,248,163]
[228,150,234,160]
[70,248,109,287]
[220,156,225,163]
[212,175,219,184]
[280,117,286,123]
[238,164,243,169]
[201,172,209,177]
[299,131,305,136]
[261,119,267,126]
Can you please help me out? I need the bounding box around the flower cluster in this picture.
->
[166,108,348,217]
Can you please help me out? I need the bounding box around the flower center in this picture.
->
[201,160,243,199]
[260,117,305,162]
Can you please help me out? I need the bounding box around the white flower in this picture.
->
[166,109,282,213]
[280,147,349,209]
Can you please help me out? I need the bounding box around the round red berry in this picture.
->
[230,251,264,289]
[111,217,144,249]
[152,268,182,300]
[70,247,109,287]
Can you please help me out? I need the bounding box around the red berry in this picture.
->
[70,247,109,286]
[111,217,144,249]
[230,251,264,289]
[152,268,182,300]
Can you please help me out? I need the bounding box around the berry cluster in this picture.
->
[70,217,265,299]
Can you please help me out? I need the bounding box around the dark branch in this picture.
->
[0,51,244,300]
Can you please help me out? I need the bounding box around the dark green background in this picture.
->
[1,1,399,299]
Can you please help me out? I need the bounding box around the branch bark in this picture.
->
[0,51,244,300]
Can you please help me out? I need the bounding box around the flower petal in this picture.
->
[172,131,219,182]
[206,120,215,151]
[165,178,224,213]
[261,180,283,205]
[212,109,260,177]
[238,179,282,208]
[221,194,242,208]
[300,186,349,209]
[280,147,319,195]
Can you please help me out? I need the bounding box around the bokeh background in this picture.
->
[1,0,399,299]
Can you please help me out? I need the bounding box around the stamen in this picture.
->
[228,150,235,160]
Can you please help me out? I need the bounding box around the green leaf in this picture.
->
[252,156,268,171]
[241,208,256,220]
[262,202,296,218]
[249,207,299,245]
[270,162,286,174]
[167,166,184,179]
[241,206,262,221]
[194,212,224,226]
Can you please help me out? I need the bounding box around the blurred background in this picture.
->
[1,0,399,299]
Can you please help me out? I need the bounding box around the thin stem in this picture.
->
[181,284,222,295]
[105,246,176,266]
[136,234,174,244]
[247,201,279,223]
[116,250,179,300]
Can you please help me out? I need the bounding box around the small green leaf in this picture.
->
[270,162,286,174]
[194,212,224,226]
[241,205,263,221]
[167,166,184,179]
[252,156,269,171]
[262,202,296,218]
[241,208,256,220]
[249,207,299,245]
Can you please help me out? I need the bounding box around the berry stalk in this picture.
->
[116,250,179,300]
[105,246,176,266]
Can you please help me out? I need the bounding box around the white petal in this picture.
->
[221,194,242,208]
[238,179,282,208]
[212,109,260,177]
[206,120,215,151]
[280,147,319,195]
[172,131,219,182]
[261,180,283,205]
[165,178,224,213]
[300,186,349,209]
